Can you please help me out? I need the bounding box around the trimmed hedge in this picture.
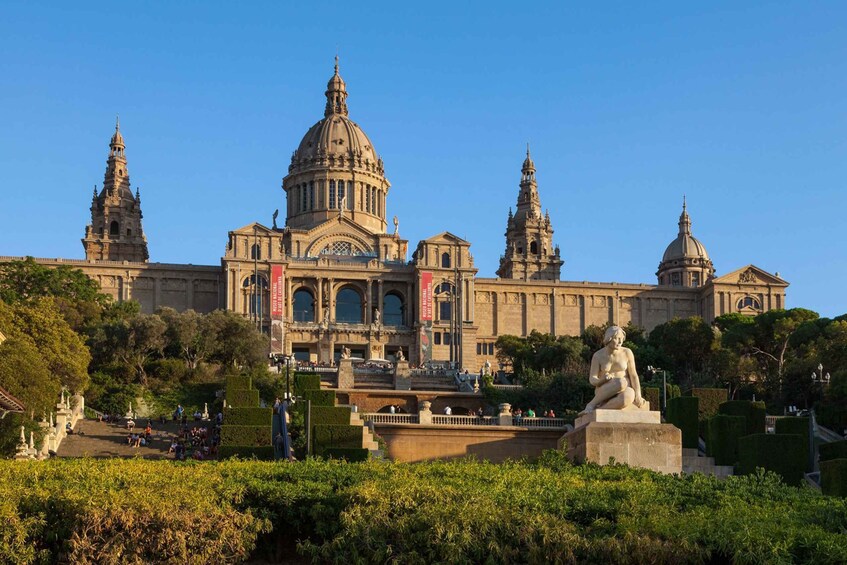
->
[666,396,699,449]
[774,417,811,472]
[310,406,353,426]
[217,446,276,460]
[718,400,766,435]
[220,425,273,447]
[226,407,273,427]
[323,447,369,462]
[707,414,746,466]
[304,389,336,407]
[688,388,727,435]
[820,440,847,462]
[294,373,321,393]
[313,425,364,454]
[643,387,660,412]
[227,388,260,408]
[738,433,805,486]
[821,458,847,497]
[225,375,253,390]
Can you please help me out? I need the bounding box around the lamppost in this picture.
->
[811,363,831,387]
[647,365,667,414]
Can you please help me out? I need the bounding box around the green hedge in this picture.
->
[718,400,766,435]
[220,425,272,447]
[820,459,847,497]
[774,417,811,472]
[313,425,364,454]
[217,445,276,460]
[707,414,746,466]
[323,447,369,462]
[666,396,699,449]
[311,405,353,426]
[738,433,805,486]
[304,389,336,407]
[294,373,321,393]
[227,388,260,408]
[820,440,847,462]
[688,388,727,435]
[225,407,273,427]
[643,387,659,412]
[225,375,253,390]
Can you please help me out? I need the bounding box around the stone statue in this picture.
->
[482,359,492,377]
[338,194,347,218]
[373,308,381,325]
[581,326,646,413]
[393,215,399,236]
[396,348,405,362]
[272,209,279,230]
[341,346,351,360]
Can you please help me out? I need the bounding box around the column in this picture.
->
[550,290,556,335]
[405,281,413,326]
[366,278,373,324]
[154,277,161,309]
[316,278,323,322]
[187,278,194,310]
[377,279,384,319]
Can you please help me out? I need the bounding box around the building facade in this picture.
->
[4,62,789,369]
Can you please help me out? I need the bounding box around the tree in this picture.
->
[0,337,60,418]
[648,317,717,388]
[99,314,167,385]
[157,307,213,370]
[205,310,268,369]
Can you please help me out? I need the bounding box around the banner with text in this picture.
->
[420,271,433,321]
[270,265,285,354]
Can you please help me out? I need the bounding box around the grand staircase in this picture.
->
[349,410,382,458]
[682,448,734,478]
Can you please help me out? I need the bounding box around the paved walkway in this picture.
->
[57,418,211,459]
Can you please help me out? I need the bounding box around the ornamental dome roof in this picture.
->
[661,199,711,262]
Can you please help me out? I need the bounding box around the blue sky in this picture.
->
[1,2,844,317]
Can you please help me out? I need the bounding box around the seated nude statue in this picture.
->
[581,326,647,413]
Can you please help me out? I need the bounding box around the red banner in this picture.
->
[270,265,284,318]
[420,271,433,321]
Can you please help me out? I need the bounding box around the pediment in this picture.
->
[303,217,379,257]
[711,265,788,287]
[229,222,276,236]
[304,216,376,241]
[421,231,469,245]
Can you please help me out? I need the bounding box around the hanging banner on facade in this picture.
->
[420,271,433,321]
[419,321,433,365]
[271,265,284,318]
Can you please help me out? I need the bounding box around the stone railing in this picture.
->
[513,417,569,429]
[294,366,339,374]
[362,413,419,425]
[361,404,571,430]
[432,415,498,426]
[16,392,85,460]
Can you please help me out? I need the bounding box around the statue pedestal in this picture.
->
[337,359,354,389]
[561,409,681,474]
[394,361,411,390]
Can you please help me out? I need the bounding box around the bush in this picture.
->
[217,446,276,460]
[706,415,746,466]
[738,433,806,486]
[220,425,272,447]
[294,373,321,393]
[774,417,811,472]
[718,400,766,435]
[225,375,253,390]
[313,425,363,455]
[147,358,190,384]
[227,388,259,408]
[323,447,369,462]
[688,388,727,435]
[304,389,336,407]
[310,406,353,426]
[643,387,659,411]
[820,440,847,462]
[225,407,273,427]
[820,458,847,497]
[666,396,699,449]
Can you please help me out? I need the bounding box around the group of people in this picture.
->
[126,422,154,448]
[168,422,220,461]
[512,407,556,421]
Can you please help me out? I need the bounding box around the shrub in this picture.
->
[147,358,190,384]
[706,414,745,466]
[738,433,805,486]
[304,389,336,407]
[220,425,272,447]
[323,447,369,462]
[226,407,273,427]
[227,388,260,408]
[718,400,766,435]
[643,387,659,411]
[225,375,253,390]
[217,446,276,460]
[688,388,727,435]
[310,406,353,426]
[819,440,847,462]
[820,458,847,497]
[666,396,699,449]
[313,425,363,454]
[774,417,811,472]
[294,373,321,393]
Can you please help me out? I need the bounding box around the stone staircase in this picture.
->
[348,410,383,458]
[682,448,734,478]
[353,374,394,389]
[410,375,456,391]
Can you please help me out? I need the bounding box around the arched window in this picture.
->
[329,180,337,209]
[365,185,371,212]
[435,282,454,321]
[335,287,362,323]
[383,292,404,326]
[441,252,451,268]
[250,243,261,260]
[293,289,315,322]
[241,274,269,316]
[109,221,119,236]
[737,296,762,310]
[370,187,377,213]
[530,241,538,255]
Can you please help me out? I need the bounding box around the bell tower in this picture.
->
[496,147,562,280]
[82,118,149,262]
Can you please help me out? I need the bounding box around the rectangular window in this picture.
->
[476,343,482,355]
[309,181,314,210]
[671,272,681,286]
[488,343,495,355]
[434,332,441,345]
[691,273,700,287]
[443,332,452,345]
[329,181,336,209]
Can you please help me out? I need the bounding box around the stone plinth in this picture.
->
[574,407,657,428]
[337,359,354,389]
[394,361,411,390]
[562,412,681,474]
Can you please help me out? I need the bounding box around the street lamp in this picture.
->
[647,365,667,414]
[811,363,831,386]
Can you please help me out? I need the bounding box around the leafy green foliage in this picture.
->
[323,447,369,462]
[220,425,272,447]
[496,330,585,376]
[313,425,363,454]
[303,389,336,407]
[666,396,699,448]
[707,415,746,466]
[226,389,259,408]
[293,373,321,394]
[225,375,253,390]
[719,400,766,435]
[225,407,272,427]
[310,406,352,426]
[738,434,806,486]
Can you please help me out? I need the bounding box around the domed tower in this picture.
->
[283,57,390,234]
[82,119,149,262]
[656,198,714,287]
[496,146,562,281]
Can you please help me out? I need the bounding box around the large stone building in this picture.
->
[3,62,788,368]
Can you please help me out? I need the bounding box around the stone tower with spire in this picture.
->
[496,147,562,281]
[656,198,714,287]
[82,119,149,262]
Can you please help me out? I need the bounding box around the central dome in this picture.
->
[293,115,379,167]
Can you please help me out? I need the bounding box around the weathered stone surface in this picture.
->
[561,422,682,474]
[574,407,658,428]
